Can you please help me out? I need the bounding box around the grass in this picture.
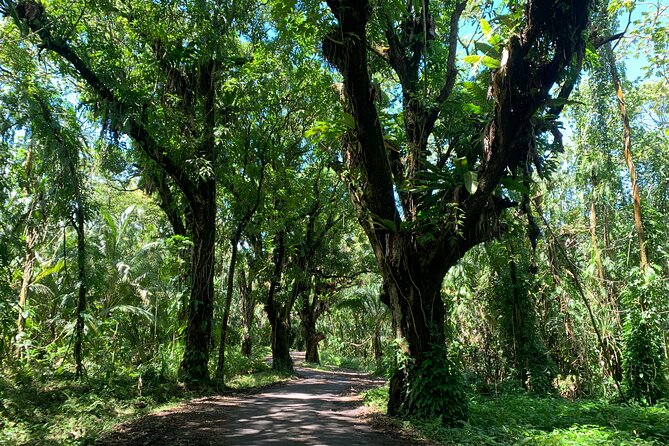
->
[318,350,381,373]
[362,386,669,445]
[0,370,188,446]
[0,357,291,446]
[226,369,292,390]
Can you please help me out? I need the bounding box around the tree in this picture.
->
[0,26,92,374]
[319,0,593,421]
[2,0,257,383]
[215,149,265,382]
[296,190,370,365]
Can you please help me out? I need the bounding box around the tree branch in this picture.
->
[10,0,199,203]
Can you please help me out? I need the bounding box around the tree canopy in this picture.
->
[1,0,669,442]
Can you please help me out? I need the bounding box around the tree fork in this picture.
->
[324,0,593,422]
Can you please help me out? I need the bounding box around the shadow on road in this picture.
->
[97,355,402,446]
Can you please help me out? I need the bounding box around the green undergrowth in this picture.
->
[0,369,192,446]
[362,386,669,445]
[318,350,380,373]
[0,351,290,446]
[226,369,292,390]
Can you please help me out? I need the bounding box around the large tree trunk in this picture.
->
[299,285,330,364]
[300,302,325,364]
[264,233,293,372]
[382,236,464,418]
[179,57,218,385]
[305,332,324,364]
[270,315,293,371]
[179,186,216,384]
[322,0,591,422]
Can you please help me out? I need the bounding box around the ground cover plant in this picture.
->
[0,349,288,445]
[0,0,668,444]
[363,386,669,445]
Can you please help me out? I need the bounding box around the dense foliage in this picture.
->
[0,0,668,444]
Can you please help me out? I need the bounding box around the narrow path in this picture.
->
[98,353,406,446]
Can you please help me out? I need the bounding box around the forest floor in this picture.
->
[96,352,414,446]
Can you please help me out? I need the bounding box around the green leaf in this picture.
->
[373,216,398,232]
[475,42,501,59]
[463,54,482,65]
[454,157,469,175]
[464,171,478,195]
[480,18,502,46]
[34,260,65,282]
[481,56,501,69]
[103,304,154,322]
[480,18,492,36]
[500,176,530,194]
[463,55,500,69]
[341,112,355,129]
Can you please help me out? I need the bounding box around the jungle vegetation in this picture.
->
[0,0,668,444]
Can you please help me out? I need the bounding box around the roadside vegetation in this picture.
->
[0,347,289,445]
[1,0,669,444]
[363,386,669,446]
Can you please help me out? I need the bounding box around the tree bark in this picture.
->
[73,206,87,379]
[382,237,462,418]
[604,45,649,270]
[299,295,326,364]
[265,233,293,372]
[305,332,325,364]
[179,185,216,383]
[179,55,218,384]
[323,0,592,422]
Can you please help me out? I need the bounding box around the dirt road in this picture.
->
[97,355,407,445]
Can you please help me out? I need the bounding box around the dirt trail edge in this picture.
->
[97,354,409,446]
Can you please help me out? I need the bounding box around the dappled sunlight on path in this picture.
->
[97,353,403,446]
